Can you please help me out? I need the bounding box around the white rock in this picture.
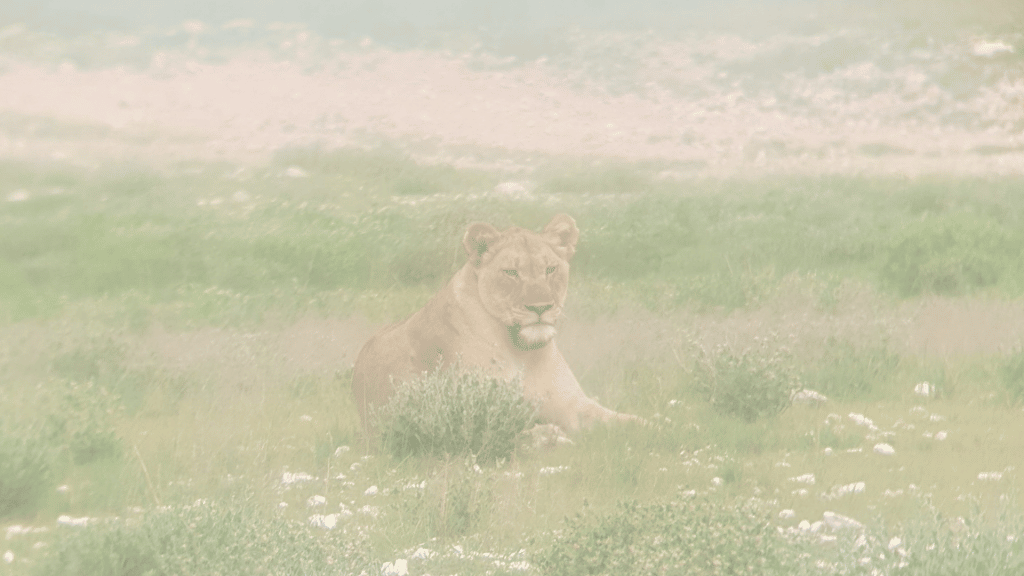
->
[792,389,828,404]
[411,547,433,560]
[848,413,877,430]
[381,558,409,576]
[829,482,866,498]
[309,513,339,529]
[57,515,89,527]
[281,471,315,486]
[711,477,723,486]
[823,511,863,531]
[823,447,833,456]
[935,431,948,441]
[779,509,796,519]
[307,495,327,507]
[888,536,903,550]
[973,40,1014,57]
[873,443,896,456]
[365,485,379,496]
[493,181,531,198]
[798,520,811,531]
[6,190,29,202]
[3,551,13,563]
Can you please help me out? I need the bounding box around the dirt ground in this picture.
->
[1,32,1023,175]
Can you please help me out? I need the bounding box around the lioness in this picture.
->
[351,214,638,434]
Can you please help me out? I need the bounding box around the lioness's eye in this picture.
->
[503,269,518,277]
[546,266,557,275]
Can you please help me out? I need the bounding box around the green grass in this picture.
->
[4,148,1024,575]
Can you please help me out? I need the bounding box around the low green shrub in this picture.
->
[881,213,1017,296]
[0,419,55,518]
[828,496,1024,576]
[44,380,123,464]
[695,341,799,422]
[1000,348,1024,406]
[805,338,901,401]
[371,364,537,463]
[533,495,806,576]
[33,497,375,576]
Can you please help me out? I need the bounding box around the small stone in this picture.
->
[381,558,409,576]
[792,389,828,404]
[873,443,896,456]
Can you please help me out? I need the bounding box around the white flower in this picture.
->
[789,473,816,484]
[779,509,796,519]
[888,536,902,551]
[358,505,380,518]
[711,477,723,486]
[365,485,379,496]
[285,166,309,178]
[913,382,934,397]
[539,466,569,476]
[307,495,327,507]
[57,516,89,527]
[3,551,13,563]
[978,472,1003,481]
[334,446,351,457]
[935,431,948,441]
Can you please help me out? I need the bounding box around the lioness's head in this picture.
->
[463,214,579,351]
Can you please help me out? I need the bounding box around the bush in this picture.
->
[695,341,799,422]
[533,496,805,576]
[44,380,123,464]
[33,497,375,576]
[805,338,901,401]
[371,364,537,463]
[1000,348,1024,406]
[0,420,55,518]
[881,213,1016,296]
[825,496,1024,576]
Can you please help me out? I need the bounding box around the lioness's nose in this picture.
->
[526,304,552,315]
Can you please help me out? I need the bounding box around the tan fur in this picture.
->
[351,214,639,434]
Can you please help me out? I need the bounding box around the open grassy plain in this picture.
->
[3,147,1024,575]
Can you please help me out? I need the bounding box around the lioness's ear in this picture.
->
[543,213,579,261]
[463,222,501,266]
